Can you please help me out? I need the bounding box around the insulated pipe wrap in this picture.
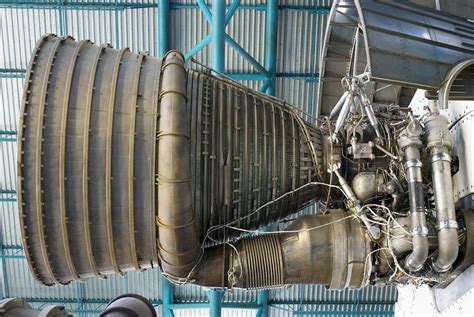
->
[424,112,459,272]
[157,52,200,277]
[430,149,458,271]
[18,35,325,284]
[398,120,429,272]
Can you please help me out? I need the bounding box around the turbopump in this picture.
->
[16,0,474,299]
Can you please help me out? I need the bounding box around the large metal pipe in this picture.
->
[157,52,200,278]
[398,117,429,272]
[193,210,371,289]
[328,91,348,120]
[424,110,459,272]
[18,35,325,285]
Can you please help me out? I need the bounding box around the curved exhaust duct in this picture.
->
[18,35,326,285]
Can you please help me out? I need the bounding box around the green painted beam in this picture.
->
[208,290,225,317]
[0,68,26,79]
[0,189,16,203]
[158,0,170,56]
[0,130,17,142]
[162,277,175,317]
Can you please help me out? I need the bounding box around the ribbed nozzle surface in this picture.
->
[18,35,324,284]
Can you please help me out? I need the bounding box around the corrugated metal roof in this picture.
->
[268,304,394,317]
[0,0,397,316]
[174,308,258,317]
[269,285,398,303]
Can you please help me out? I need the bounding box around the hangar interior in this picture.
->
[1,0,474,316]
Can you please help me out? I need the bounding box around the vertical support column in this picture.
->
[159,0,170,56]
[0,258,7,299]
[212,0,226,73]
[208,289,224,317]
[57,0,66,36]
[75,281,84,317]
[0,240,9,299]
[263,0,278,95]
[256,289,269,317]
[162,277,175,317]
[307,11,318,118]
[115,0,120,47]
[124,272,129,294]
